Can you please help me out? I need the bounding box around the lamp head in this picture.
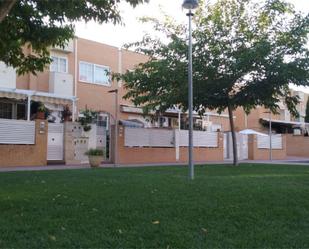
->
[182,0,199,10]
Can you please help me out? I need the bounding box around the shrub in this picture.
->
[85,148,104,156]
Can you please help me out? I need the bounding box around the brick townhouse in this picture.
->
[0,37,308,166]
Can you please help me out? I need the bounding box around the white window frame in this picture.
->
[79,61,93,83]
[79,61,111,86]
[50,55,68,73]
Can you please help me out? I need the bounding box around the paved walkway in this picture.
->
[0,157,308,173]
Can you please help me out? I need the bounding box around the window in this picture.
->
[79,61,110,86]
[94,65,110,84]
[97,113,109,127]
[16,104,26,120]
[79,62,93,83]
[50,56,68,73]
[0,102,13,119]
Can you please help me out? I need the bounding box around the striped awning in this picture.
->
[0,87,75,105]
[0,90,26,100]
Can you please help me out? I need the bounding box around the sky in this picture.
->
[75,0,309,92]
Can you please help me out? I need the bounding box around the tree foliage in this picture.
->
[119,0,309,165]
[0,0,147,74]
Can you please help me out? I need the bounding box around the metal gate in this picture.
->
[238,134,248,160]
[47,123,64,161]
[224,132,248,160]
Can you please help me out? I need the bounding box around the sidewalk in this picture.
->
[0,158,308,173]
[0,161,231,172]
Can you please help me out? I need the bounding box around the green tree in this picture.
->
[305,97,309,123]
[0,0,147,74]
[118,0,309,166]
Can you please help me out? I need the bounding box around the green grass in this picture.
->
[1,164,309,248]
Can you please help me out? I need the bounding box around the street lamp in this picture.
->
[269,112,272,161]
[264,111,272,161]
[108,89,119,167]
[183,0,199,180]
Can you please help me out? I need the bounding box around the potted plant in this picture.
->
[37,103,47,119]
[78,109,97,132]
[85,148,104,168]
[62,105,72,122]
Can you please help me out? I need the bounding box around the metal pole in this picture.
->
[27,95,31,121]
[187,9,194,180]
[72,100,76,122]
[178,110,181,131]
[114,90,118,167]
[269,112,272,161]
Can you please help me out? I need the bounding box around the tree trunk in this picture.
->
[227,104,238,166]
[0,0,17,23]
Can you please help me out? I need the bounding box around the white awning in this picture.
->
[239,129,268,136]
[119,119,144,128]
[120,105,231,118]
[261,118,309,127]
[0,87,76,105]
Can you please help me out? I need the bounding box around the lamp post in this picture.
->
[183,0,198,180]
[108,89,119,167]
[264,111,272,161]
[269,112,272,161]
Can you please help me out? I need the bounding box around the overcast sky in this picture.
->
[75,0,309,92]
[75,0,308,47]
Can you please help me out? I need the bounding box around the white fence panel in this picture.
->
[179,130,218,147]
[149,129,174,147]
[179,130,188,146]
[125,128,150,147]
[125,127,174,147]
[0,119,35,144]
[257,134,283,149]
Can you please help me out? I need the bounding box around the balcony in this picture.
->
[294,91,305,101]
[0,62,16,89]
[280,109,291,122]
[51,40,74,53]
[49,72,73,97]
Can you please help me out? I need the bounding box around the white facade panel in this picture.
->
[49,72,73,97]
[0,62,16,89]
[52,40,74,53]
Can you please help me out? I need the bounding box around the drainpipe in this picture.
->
[118,48,122,87]
[74,38,78,121]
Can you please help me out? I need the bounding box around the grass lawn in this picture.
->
[0,164,309,248]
